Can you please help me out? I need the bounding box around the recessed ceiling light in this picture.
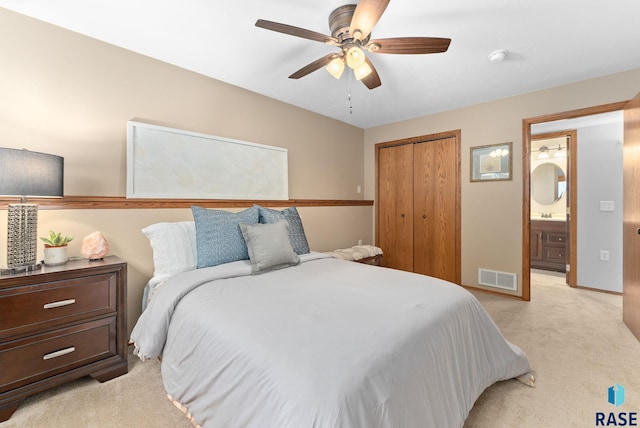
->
[488,49,508,63]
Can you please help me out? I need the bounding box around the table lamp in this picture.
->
[0,147,64,273]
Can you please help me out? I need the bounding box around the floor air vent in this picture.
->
[478,269,517,291]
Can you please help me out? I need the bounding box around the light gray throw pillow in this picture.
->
[239,220,300,275]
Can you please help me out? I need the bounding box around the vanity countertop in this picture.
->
[530,215,566,221]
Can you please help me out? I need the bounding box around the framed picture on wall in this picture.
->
[470,142,512,182]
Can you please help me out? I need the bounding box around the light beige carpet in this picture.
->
[466,270,640,427]
[3,270,639,427]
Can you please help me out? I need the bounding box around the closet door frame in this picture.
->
[375,130,461,285]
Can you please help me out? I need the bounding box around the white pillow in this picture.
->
[142,221,197,280]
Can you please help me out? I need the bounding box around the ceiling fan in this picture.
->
[255,0,451,90]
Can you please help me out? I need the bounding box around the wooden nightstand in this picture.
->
[0,256,128,422]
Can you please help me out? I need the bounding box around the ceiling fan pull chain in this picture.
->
[348,71,353,115]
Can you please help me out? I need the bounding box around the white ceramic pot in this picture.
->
[44,246,68,266]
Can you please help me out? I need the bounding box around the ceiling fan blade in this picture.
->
[349,0,390,41]
[289,54,339,79]
[360,57,382,90]
[367,37,451,54]
[255,19,339,45]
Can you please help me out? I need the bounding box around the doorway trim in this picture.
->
[531,130,577,287]
[522,101,627,301]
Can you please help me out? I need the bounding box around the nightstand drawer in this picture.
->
[0,273,117,339]
[0,316,116,392]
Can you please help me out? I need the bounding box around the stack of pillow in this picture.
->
[142,205,310,284]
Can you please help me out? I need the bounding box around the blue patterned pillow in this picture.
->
[192,206,259,268]
[255,205,310,255]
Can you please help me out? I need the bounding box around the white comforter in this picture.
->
[131,253,532,428]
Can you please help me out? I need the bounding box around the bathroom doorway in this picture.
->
[522,102,626,300]
[530,131,576,288]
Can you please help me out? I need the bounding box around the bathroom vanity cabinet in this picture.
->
[530,220,567,272]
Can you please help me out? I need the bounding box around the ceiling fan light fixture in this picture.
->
[346,46,366,69]
[353,62,373,80]
[256,2,450,91]
[326,57,345,79]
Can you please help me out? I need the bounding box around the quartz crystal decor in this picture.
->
[80,231,110,260]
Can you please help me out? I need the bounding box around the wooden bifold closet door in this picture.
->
[378,143,414,272]
[376,132,460,284]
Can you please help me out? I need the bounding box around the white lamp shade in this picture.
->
[353,62,372,80]
[326,57,345,79]
[346,46,366,69]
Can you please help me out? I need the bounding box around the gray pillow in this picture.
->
[239,220,300,275]
[192,205,259,268]
[255,205,310,254]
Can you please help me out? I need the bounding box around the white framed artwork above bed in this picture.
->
[126,121,289,200]
[132,205,535,428]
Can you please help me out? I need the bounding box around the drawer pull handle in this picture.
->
[43,346,76,360]
[44,299,76,309]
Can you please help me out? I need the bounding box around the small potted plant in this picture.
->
[40,230,73,266]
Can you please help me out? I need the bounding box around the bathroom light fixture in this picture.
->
[537,146,550,159]
[553,144,566,158]
[532,144,565,160]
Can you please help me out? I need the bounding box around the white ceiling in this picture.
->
[532,111,623,135]
[2,0,639,129]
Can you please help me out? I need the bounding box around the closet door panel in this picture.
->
[413,137,458,281]
[378,144,414,271]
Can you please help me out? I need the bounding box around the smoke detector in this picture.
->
[488,49,508,63]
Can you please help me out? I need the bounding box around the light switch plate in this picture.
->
[599,201,615,212]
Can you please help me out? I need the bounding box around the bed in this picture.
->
[131,206,534,428]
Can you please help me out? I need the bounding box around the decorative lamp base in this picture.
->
[1,263,42,275]
[6,203,39,269]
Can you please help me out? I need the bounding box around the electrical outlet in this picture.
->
[358,239,362,246]
[356,185,362,194]
[600,250,610,261]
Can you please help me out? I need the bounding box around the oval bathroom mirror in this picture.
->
[532,163,566,205]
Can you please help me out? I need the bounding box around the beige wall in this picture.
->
[1,206,373,333]
[364,68,640,296]
[3,5,640,323]
[0,9,371,333]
